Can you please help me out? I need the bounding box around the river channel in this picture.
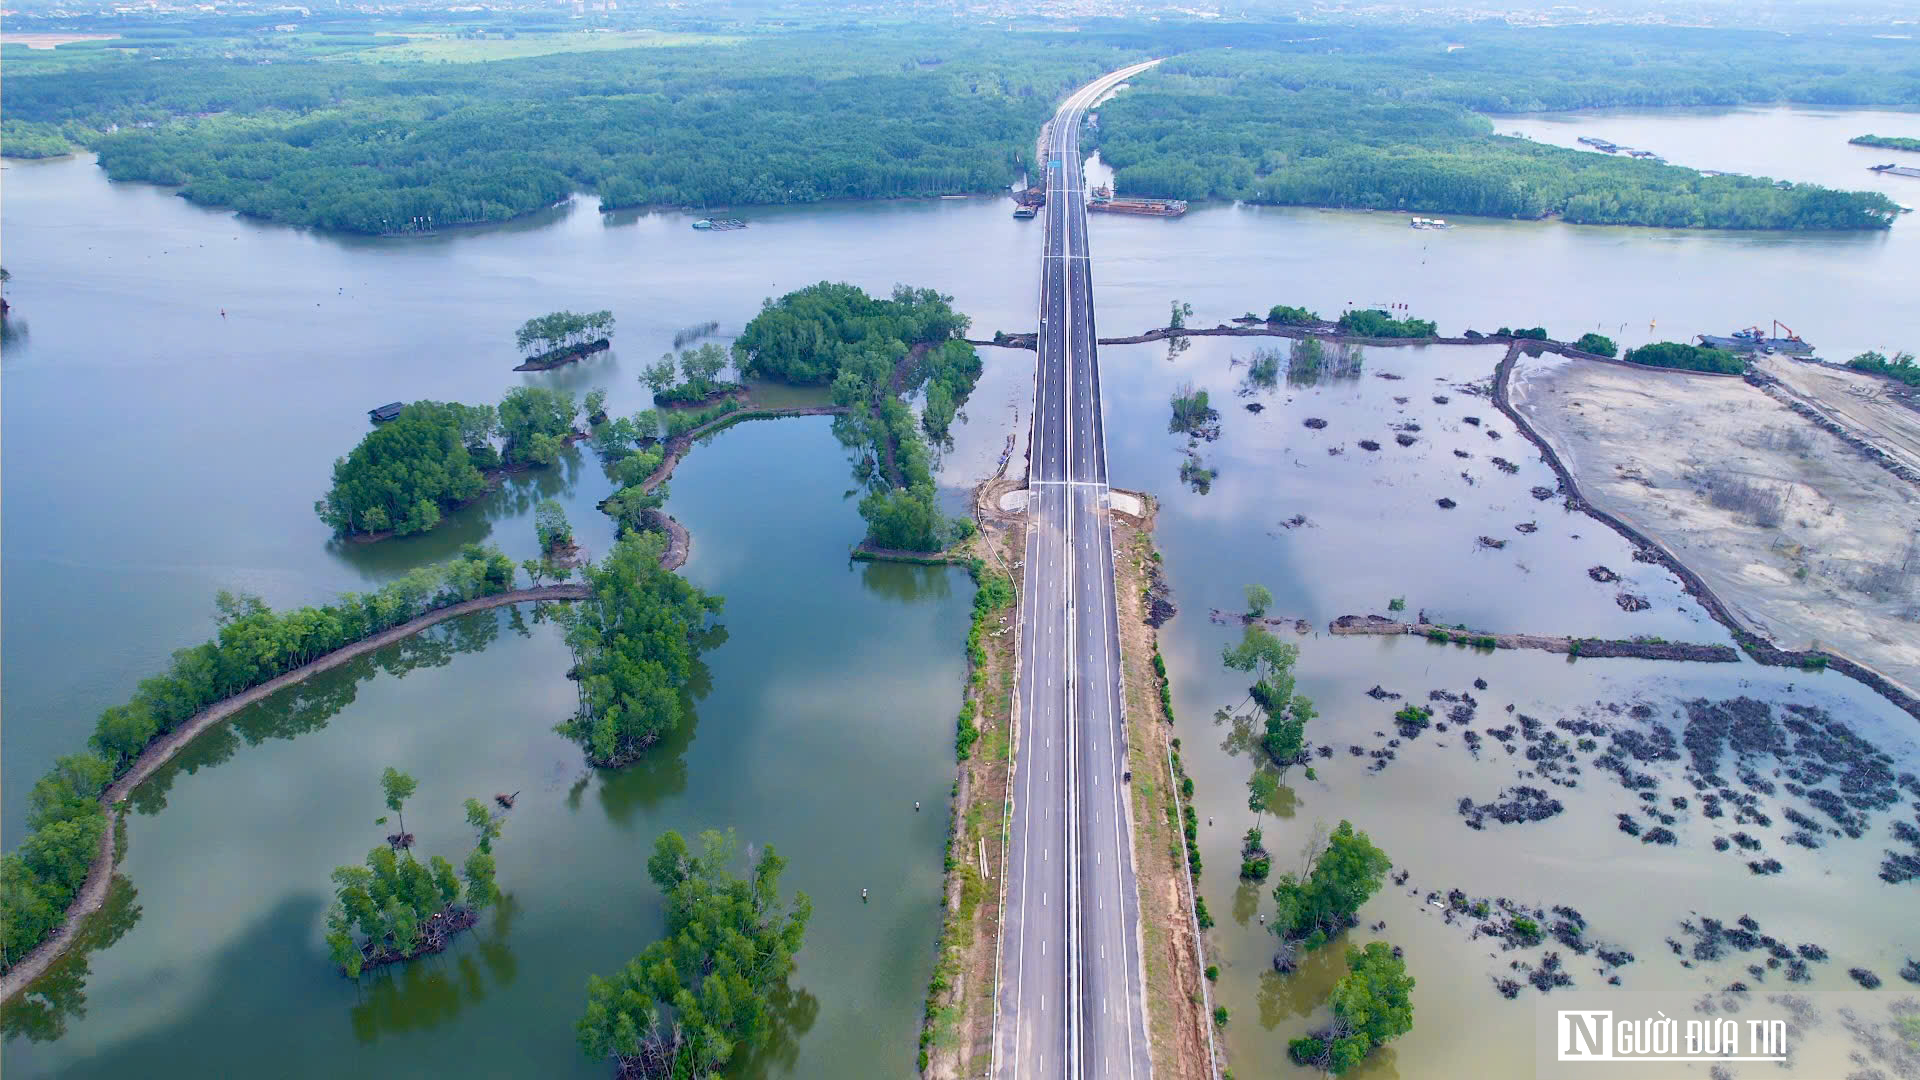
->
[3,104,1917,1076]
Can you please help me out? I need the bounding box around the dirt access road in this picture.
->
[1755,354,1920,480]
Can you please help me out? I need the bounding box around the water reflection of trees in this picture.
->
[1256,938,1347,1028]
[1283,339,1365,388]
[729,980,821,1079]
[348,892,522,1045]
[1232,881,1263,928]
[1,876,142,1044]
[858,561,957,604]
[130,612,511,817]
[1213,711,1302,818]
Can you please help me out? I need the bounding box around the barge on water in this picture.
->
[1697,322,1814,356]
[1870,163,1920,179]
[1086,186,1187,218]
[691,218,746,231]
[1012,205,1038,220]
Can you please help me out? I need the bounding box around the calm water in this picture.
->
[4,104,1917,1077]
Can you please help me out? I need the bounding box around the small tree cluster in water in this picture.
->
[642,342,737,406]
[324,768,503,978]
[1168,382,1220,439]
[577,829,811,1078]
[1222,621,1316,773]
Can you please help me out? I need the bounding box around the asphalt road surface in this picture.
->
[994,59,1161,1080]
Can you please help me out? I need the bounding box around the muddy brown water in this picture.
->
[5,103,1919,1077]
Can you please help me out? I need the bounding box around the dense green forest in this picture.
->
[556,532,724,766]
[1090,26,1915,229]
[1,30,1128,234]
[1,545,519,973]
[7,20,1912,233]
[738,282,981,551]
[577,829,810,1076]
[1622,341,1748,373]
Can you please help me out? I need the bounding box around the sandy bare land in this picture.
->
[1511,356,1920,696]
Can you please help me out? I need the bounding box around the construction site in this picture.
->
[1509,351,1920,697]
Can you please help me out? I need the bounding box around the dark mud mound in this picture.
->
[1458,785,1564,829]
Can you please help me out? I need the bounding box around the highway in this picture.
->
[994,59,1161,1080]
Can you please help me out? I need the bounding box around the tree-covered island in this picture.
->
[734,281,982,552]
[315,388,579,539]
[516,309,615,371]
[1850,134,1920,153]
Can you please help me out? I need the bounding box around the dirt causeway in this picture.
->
[1114,505,1216,1080]
[1511,355,1920,696]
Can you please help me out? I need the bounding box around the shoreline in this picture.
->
[917,463,1023,1078]
[0,583,590,1003]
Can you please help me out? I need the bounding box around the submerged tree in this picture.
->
[1169,383,1219,438]
[1221,625,1314,773]
[577,829,811,1078]
[1244,583,1273,619]
[381,766,417,847]
[1288,942,1415,1074]
[1269,820,1391,951]
[535,499,574,554]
